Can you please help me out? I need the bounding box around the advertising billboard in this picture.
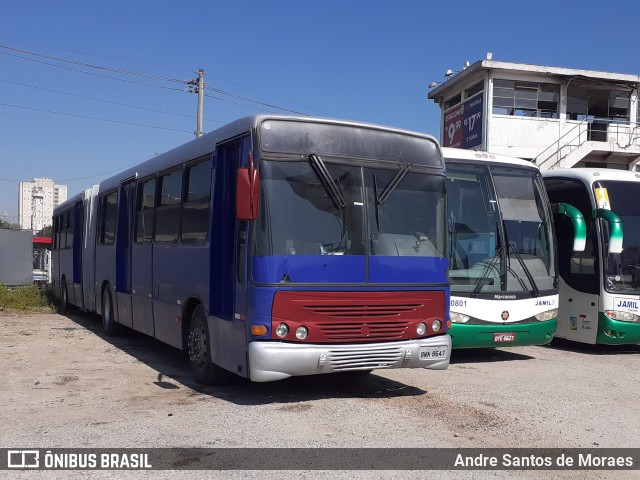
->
[443,92,483,149]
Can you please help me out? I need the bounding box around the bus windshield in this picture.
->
[253,157,446,283]
[447,163,555,295]
[597,180,640,294]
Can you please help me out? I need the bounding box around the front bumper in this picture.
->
[248,335,451,382]
[450,319,557,349]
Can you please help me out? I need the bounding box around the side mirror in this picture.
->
[593,208,623,255]
[236,167,260,220]
[552,203,586,252]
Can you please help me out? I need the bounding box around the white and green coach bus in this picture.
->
[443,148,584,349]
[543,168,640,345]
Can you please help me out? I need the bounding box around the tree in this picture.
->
[35,225,53,238]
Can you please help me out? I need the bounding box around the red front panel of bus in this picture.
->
[271,291,446,343]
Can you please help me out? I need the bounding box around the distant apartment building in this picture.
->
[18,178,67,233]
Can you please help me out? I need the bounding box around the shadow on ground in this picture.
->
[59,310,429,406]
[449,347,536,364]
[547,337,640,356]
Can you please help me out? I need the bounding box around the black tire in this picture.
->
[187,305,231,385]
[102,287,124,336]
[60,278,72,313]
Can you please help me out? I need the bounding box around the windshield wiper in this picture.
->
[377,163,411,203]
[308,154,346,210]
[373,163,411,231]
[472,245,504,296]
[507,244,540,296]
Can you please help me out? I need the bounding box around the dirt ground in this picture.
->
[1,309,639,479]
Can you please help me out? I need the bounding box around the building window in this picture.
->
[466,81,484,98]
[493,79,559,118]
[443,94,462,110]
[567,86,630,122]
[155,169,182,243]
[182,156,212,243]
[608,90,630,121]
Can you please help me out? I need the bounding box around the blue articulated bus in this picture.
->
[52,115,452,384]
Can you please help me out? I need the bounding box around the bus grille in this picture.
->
[329,346,404,370]
[304,304,422,317]
[271,291,446,343]
[317,321,410,340]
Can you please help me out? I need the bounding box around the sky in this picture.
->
[2,0,640,220]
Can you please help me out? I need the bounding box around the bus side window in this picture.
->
[136,178,156,244]
[155,169,183,243]
[182,156,212,243]
[99,191,118,245]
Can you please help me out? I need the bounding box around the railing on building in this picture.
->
[535,118,640,170]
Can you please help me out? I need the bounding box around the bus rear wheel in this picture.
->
[60,278,72,313]
[102,287,123,336]
[187,305,231,386]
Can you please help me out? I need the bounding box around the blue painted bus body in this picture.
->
[52,115,451,384]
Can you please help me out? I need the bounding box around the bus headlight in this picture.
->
[604,310,640,323]
[295,326,309,339]
[432,320,442,332]
[450,312,470,323]
[534,309,558,321]
[416,322,427,335]
[275,323,290,337]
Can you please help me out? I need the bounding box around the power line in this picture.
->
[0,43,329,117]
[0,77,226,124]
[0,44,189,84]
[0,102,193,133]
[208,75,333,117]
[204,85,309,116]
[0,50,189,92]
[0,38,196,74]
[1,39,330,115]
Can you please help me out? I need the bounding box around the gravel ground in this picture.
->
[0,310,638,479]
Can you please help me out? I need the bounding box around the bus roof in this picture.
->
[542,168,640,184]
[54,189,89,214]
[442,147,538,171]
[98,114,441,193]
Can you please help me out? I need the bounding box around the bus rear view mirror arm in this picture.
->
[593,208,623,255]
[552,202,586,252]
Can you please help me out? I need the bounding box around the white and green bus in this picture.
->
[543,168,640,345]
[444,148,584,349]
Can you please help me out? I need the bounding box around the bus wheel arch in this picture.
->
[186,303,231,386]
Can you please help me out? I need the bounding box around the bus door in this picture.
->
[546,177,599,342]
[116,180,135,328]
[131,176,156,336]
[210,136,251,375]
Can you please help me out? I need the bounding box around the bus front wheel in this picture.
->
[102,287,123,336]
[187,305,231,386]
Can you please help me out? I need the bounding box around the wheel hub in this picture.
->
[188,327,207,365]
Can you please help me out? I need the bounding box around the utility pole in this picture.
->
[196,69,204,137]
[188,69,205,137]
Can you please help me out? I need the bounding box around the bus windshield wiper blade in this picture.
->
[472,245,504,296]
[507,244,540,296]
[377,163,411,204]
[308,154,346,210]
